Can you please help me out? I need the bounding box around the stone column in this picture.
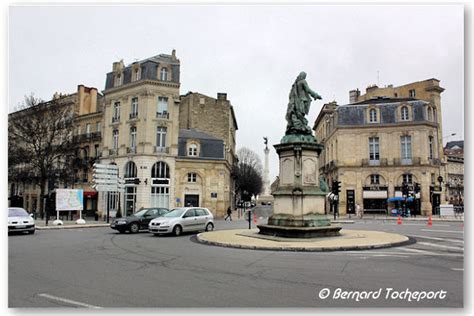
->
[263,146,270,196]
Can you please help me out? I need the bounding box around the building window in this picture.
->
[427,107,433,121]
[94,144,100,157]
[188,173,197,183]
[134,69,140,81]
[188,144,198,156]
[368,137,380,161]
[113,101,121,122]
[112,129,119,150]
[156,127,167,148]
[160,68,168,81]
[369,108,377,123]
[85,123,91,136]
[394,93,398,98]
[131,97,138,118]
[370,174,380,185]
[157,97,168,116]
[124,161,137,178]
[130,126,137,150]
[403,174,413,184]
[96,122,101,133]
[124,186,137,216]
[401,135,412,160]
[114,74,122,87]
[409,89,416,98]
[401,106,409,121]
[151,162,170,208]
[429,136,434,159]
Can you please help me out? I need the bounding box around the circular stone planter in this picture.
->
[196,229,409,252]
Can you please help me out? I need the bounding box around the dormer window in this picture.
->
[188,144,198,157]
[114,74,122,87]
[134,69,140,81]
[401,106,409,121]
[409,89,416,98]
[160,68,168,81]
[369,108,377,123]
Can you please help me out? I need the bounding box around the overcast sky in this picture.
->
[9,4,464,182]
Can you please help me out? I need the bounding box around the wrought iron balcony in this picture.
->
[156,112,170,119]
[129,112,138,120]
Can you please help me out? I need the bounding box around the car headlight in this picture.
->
[117,220,127,224]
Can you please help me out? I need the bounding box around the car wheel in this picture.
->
[173,225,182,236]
[205,223,214,232]
[130,223,140,234]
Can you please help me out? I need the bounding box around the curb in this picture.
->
[36,224,110,230]
[331,220,354,224]
[196,232,411,252]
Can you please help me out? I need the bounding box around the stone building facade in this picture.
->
[99,52,237,217]
[444,141,464,205]
[314,79,446,216]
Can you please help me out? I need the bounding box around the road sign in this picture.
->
[93,163,119,170]
[93,169,118,175]
[93,174,119,180]
[92,184,122,192]
[93,179,120,185]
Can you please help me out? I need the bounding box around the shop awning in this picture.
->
[387,197,414,202]
[84,191,98,198]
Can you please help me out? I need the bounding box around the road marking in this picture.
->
[451,268,464,271]
[38,293,102,309]
[397,247,438,255]
[417,242,464,251]
[340,251,463,258]
[421,229,464,234]
[409,234,464,244]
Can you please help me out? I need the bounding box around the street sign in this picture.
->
[93,179,120,185]
[93,174,119,180]
[92,184,122,192]
[93,169,118,175]
[93,163,119,170]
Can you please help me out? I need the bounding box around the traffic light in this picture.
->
[402,182,409,197]
[414,182,421,194]
[332,180,341,195]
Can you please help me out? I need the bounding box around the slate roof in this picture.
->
[179,129,221,141]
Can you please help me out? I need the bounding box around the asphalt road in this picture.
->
[8,218,463,308]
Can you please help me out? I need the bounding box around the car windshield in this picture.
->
[133,209,149,217]
[9,208,29,217]
[163,208,186,218]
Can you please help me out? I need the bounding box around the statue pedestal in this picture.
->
[258,141,341,238]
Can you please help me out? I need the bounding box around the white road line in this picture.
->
[421,229,464,234]
[409,234,464,244]
[397,247,438,255]
[340,251,463,257]
[38,293,102,309]
[451,268,464,271]
[417,242,464,251]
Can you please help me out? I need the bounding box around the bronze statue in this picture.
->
[285,72,322,136]
[263,136,268,149]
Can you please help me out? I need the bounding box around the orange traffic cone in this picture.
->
[397,216,402,225]
[427,216,433,227]
[253,211,257,224]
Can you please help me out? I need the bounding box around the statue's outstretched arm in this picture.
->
[303,80,322,100]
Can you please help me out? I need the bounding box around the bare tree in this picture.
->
[8,94,77,224]
[234,147,263,201]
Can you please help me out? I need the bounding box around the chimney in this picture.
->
[349,89,360,103]
[217,93,227,101]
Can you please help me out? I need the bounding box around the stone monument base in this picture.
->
[257,224,342,238]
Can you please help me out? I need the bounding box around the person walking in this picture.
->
[224,207,233,221]
[356,203,363,219]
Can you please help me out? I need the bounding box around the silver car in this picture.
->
[8,207,35,234]
[149,207,214,236]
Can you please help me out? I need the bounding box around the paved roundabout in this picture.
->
[197,228,410,251]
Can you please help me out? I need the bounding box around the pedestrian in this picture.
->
[224,206,233,221]
[356,203,363,219]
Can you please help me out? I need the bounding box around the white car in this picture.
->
[149,207,214,236]
[8,207,35,234]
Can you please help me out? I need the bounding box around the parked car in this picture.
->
[110,207,169,233]
[149,207,214,236]
[8,207,35,234]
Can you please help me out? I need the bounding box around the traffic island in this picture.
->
[196,229,409,252]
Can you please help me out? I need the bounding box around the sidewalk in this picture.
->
[34,217,111,229]
[337,214,464,222]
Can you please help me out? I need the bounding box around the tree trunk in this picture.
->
[39,181,47,225]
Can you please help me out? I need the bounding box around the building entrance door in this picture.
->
[184,195,199,207]
[432,193,441,215]
[346,190,355,214]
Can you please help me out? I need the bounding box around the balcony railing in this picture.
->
[127,147,137,154]
[129,112,138,120]
[112,116,120,123]
[154,146,169,154]
[156,112,170,119]
[109,149,118,156]
[393,157,421,166]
